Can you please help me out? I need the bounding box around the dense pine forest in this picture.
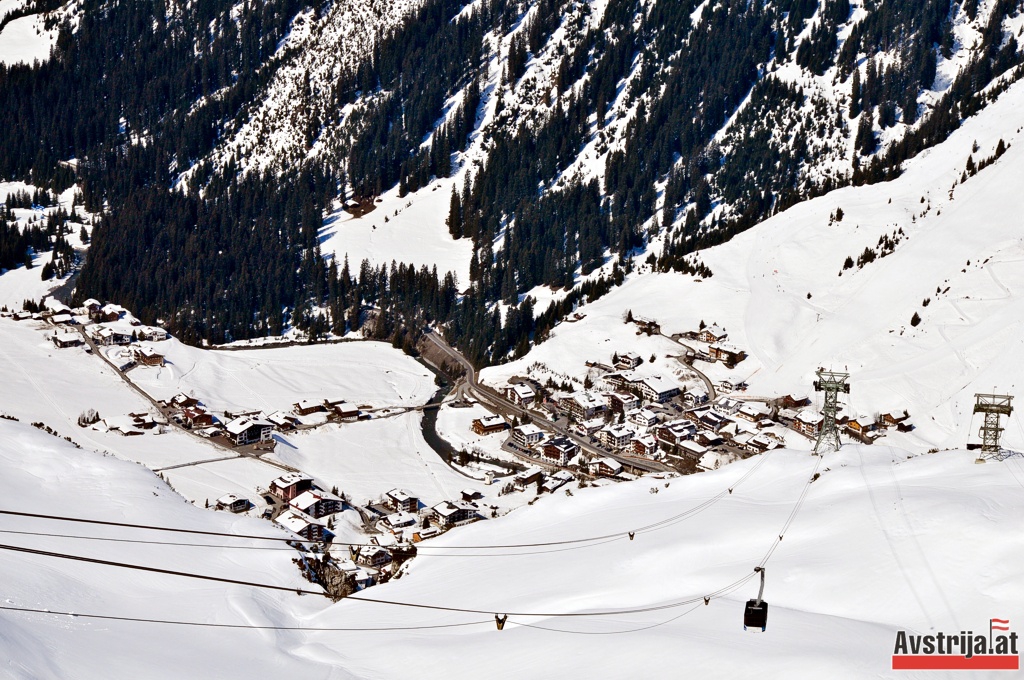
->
[1,0,1022,365]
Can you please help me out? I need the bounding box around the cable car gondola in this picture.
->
[743,567,768,632]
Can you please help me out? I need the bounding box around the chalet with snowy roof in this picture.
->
[265,410,298,430]
[289,489,343,518]
[632,434,658,458]
[225,416,273,446]
[431,500,477,527]
[514,466,544,490]
[99,304,127,323]
[678,439,708,459]
[12,311,31,321]
[745,434,779,454]
[330,401,359,419]
[632,376,681,403]
[708,343,746,366]
[133,346,165,367]
[589,456,624,477]
[699,324,728,344]
[714,396,741,414]
[293,399,326,416]
[627,407,659,428]
[215,494,250,513]
[274,509,329,542]
[170,393,200,409]
[794,410,824,436]
[562,391,605,422]
[656,419,697,450]
[43,298,71,315]
[683,389,708,408]
[52,330,83,348]
[542,470,575,493]
[472,414,507,435]
[181,407,213,429]
[383,511,417,530]
[269,473,314,502]
[696,410,728,432]
[384,488,418,513]
[48,312,74,325]
[777,408,799,425]
[82,299,101,314]
[781,394,811,408]
[880,411,912,431]
[506,383,536,407]
[541,437,579,466]
[512,423,545,448]
[605,391,641,414]
[737,402,769,422]
[695,431,723,448]
[358,546,392,568]
[600,371,635,390]
[599,424,634,451]
[135,326,167,342]
[614,351,643,370]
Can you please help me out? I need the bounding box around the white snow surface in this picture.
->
[2,418,1023,678]
[0,10,56,65]
[129,338,437,414]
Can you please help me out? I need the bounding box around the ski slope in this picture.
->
[483,74,1024,454]
[3,415,1022,678]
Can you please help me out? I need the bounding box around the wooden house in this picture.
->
[133,347,165,367]
[589,456,623,477]
[52,330,83,348]
[708,343,746,366]
[472,415,507,435]
[181,407,213,428]
[293,399,326,416]
[699,324,728,344]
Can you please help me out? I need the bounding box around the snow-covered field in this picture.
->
[129,338,437,414]
[483,74,1024,454]
[3,414,1023,678]
[0,11,57,65]
[320,182,474,286]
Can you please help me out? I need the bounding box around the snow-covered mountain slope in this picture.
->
[4,414,1022,678]
[0,419,342,680]
[482,71,1024,453]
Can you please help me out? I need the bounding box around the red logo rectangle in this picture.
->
[892,655,1020,671]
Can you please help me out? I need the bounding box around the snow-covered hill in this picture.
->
[482,69,1024,453]
[2,414,1022,678]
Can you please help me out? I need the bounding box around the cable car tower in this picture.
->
[972,393,1013,461]
[813,369,850,455]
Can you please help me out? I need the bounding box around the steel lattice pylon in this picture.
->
[973,393,1013,459]
[813,369,850,455]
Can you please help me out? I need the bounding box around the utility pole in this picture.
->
[973,393,1014,461]
[813,369,850,455]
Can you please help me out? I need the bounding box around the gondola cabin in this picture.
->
[743,599,768,632]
